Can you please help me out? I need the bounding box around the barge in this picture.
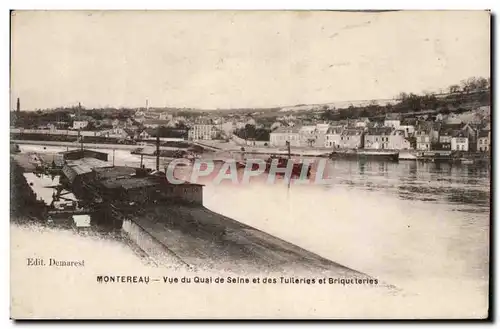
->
[330,149,399,162]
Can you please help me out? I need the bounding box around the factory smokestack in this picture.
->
[16,98,20,112]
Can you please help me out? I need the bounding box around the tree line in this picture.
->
[320,76,490,122]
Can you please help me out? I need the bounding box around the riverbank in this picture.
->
[11,139,186,152]
[121,202,385,279]
[12,140,491,167]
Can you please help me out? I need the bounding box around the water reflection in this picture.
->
[320,160,490,212]
[23,171,124,235]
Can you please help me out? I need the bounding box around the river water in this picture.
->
[13,144,490,309]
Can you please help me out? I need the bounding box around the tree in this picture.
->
[449,84,461,94]
[396,92,409,101]
[476,77,489,90]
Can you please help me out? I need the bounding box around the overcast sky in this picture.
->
[10,10,490,111]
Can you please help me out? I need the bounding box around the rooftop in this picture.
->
[452,131,468,138]
[94,166,137,180]
[272,126,301,134]
[59,149,109,161]
[143,119,171,125]
[326,127,343,134]
[100,177,160,190]
[478,130,490,138]
[65,158,111,176]
[366,127,393,136]
[342,129,363,136]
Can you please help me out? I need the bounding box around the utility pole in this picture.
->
[113,149,115,167]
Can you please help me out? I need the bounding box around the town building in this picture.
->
[435,113,445,122]
[438,128,454,144]
[364,127,393,150]
[415,128,432,150]
[399,118,416,137]
[384,113,401,129]
[143,119,171,128]
[161,182,204,205]
[451,131,469,151]
[477,130,490,152]
[432,142,452,151]
[299,126,317,147]
[107,127,133,140]
[72,120,89,130]
[95,168,204,205]
[324,126,343,148]
[313,124,330,148]
[462,123,480,152]
[388,130,413,150]
[339,128,364,149]
[159,113,173,121]
[354,117,370,128]
[188,124,217,140]
[269,126,301,147]
[61,157,113,197]
[138,130,151,140]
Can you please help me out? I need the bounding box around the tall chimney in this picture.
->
[146,99,149,112]
[16,98,20,112]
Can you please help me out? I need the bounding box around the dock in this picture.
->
[115,203,373,277]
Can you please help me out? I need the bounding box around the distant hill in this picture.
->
[145,99,398,114]
[279,99,398,112]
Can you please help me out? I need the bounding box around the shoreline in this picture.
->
[12,140,491,164]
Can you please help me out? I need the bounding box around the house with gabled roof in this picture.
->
[269,125,301,147]
[451,131,469,151]
[325,126,343,148]
[339,128,364,149]
[364,127,393,150]
[477,130,490,152]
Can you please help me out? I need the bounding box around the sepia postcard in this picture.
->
[9,10,491,319]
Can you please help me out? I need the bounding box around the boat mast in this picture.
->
[156,128,160,171]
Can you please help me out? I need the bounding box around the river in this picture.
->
[12,144,490,312]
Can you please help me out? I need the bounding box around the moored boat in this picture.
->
[460,158,474,165]
[264,155,311,177]
[330,149,399,161]
[356,150,400,162]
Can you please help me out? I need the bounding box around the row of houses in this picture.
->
[270,124,408,150]
[270,121,491,152]
[414,122,491,152]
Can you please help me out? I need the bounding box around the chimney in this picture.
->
[16,98,20,112]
